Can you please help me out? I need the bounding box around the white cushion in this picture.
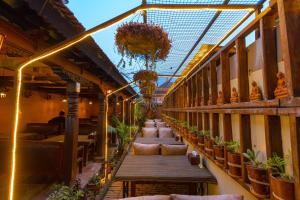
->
[154,119,162,122]
[145,121,155,128]
[133,143,160,155]
[156,122,166,128]
[120,195,170,200]
[161,144,188,156]
[158,128,173,138]
[142,128,158,138]
[171,194,243,200]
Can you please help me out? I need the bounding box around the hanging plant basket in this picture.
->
[134,70,158,82]
[115,22,171,62]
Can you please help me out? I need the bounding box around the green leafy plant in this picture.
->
[226,141,240,153]
[112,116,130,153]
[47,184,84,200]
[265,153,293,180]
[130,125,139,135]
[181,121,189,128]
[88,174,100,185]
[188,126,198,134]
[201,130,211,137]
[214,136,224,146]
[243,149,263,167]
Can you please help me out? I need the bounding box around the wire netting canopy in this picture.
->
[115,0,265,89]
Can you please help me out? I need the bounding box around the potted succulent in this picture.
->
[197,130,209,151]
[213,136,225,167]
[86,174,101,193]
[265,154,295,200]
[204,132,214,157]
[226,141,242,178]
[47,180,84,200]
[243,149,269,198]
[181,121,189,137]
[188,126,198,144]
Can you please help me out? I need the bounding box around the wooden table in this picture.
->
[135,137,183,145]
[115,155,217,197]
[43,135,95,166]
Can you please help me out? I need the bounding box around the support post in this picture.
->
[97,92,106,156]
[64,81,80,184]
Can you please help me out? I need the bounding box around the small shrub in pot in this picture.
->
[226,140,242,178]
[213,136,225,167]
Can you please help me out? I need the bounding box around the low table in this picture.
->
[43,135,95,166]
[115,155,217,197]
[135,137,183,145]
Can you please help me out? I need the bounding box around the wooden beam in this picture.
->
[236,37,249,102]
[210,61,218,105]
[277,0,300,97]
[260,14,278,100]
[220,51,231,103]
[264,116,283,157]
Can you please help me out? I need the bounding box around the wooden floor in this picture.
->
[103,181,190,199]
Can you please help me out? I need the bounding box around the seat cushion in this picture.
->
[133,143,160,155]
[156,122,166,128]
[142,128,158,138]
[158,128,173,138]
[171,194,243,200]
[161,144,188,156]
[145,121,155,128]
[120,195,170,200]
[154,119,162,122]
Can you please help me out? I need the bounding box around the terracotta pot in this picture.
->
[191,134,198,145]
[213,145,224,166]
[197,136,205,151]
[246,165,269,198]
[270,174,295,200]
[204,137,214,157]
[227,152,241,178]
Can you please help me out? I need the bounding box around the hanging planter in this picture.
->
[134,70,158,100]
[115,22,171,64]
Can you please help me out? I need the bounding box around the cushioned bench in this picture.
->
[119,194,243,200]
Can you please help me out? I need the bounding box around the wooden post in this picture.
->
[277,0,300,97]
[220,51,231,103]
[260,14,278,100]
[97,92,106,156]
[210,61,219,137]
[289,116,300,200]
[64,81,80,184]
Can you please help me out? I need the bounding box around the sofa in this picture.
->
[119,194,243,200]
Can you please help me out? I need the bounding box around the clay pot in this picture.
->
[270,174,295,200]
[191,134,198,145]
[227,152,241,178]
[197,136,205,151]
[204,137,214,157]
[213,145,224,167]
[246,165,269,198]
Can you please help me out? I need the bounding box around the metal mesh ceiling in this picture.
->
[117,0,265,87]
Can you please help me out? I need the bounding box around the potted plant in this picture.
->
[265,154,295,200]
[243,149,269,198]
[197,130,209,151]
[112,117,130,155]
[226,140,242,178]
[181,121,189,137]
[188,126,198,144]
[47,180,84,200]
[204,132,214,157]
[213,136,225,167]
[86,174,101,193]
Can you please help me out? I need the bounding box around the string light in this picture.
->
[8,4,257,200]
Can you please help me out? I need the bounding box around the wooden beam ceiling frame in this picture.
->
[8,3,258,200]
[165,5,273,98]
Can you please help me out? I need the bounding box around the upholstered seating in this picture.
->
[161,144,188,156]
[156,122,166,128]
[170,194,243,200]
[142,128,158,138]
[133,143,160,155]
[158,128,173,138]
[154,119,162,122]
[119,195,243,200]
[145,121,156,128]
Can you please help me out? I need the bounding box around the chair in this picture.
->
[156,122,166,128]
[158,127,173,138]
[142,127,158,138]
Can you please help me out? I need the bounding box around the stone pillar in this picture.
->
[97,92,106,156]
[64,82,80,184]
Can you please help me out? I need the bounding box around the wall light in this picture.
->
[89,101,93,105]
[0,33,5,51]
[62,98,67,103]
